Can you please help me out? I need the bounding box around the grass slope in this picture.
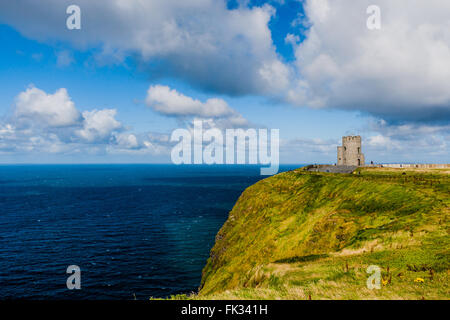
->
[193,167,449,300]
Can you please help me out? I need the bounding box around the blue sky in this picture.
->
[0,0,449,164]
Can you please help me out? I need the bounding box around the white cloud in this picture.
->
[0,87,136,155]
[0,124,14,136]
[27,133,71,154]
[10,86,125,145]
[146,85,233,118]
[14,86,80,127]
[367,134,397,149]
[289,0,450,122]
[113,132,139,150]
[1,85,253,158]
[0,0,286,96]
[146,85,250,128]
[107,132,173,155]
[284,33,300,46]
[76,109,122,143]
[0,86,185,158]
[258,59,290,92]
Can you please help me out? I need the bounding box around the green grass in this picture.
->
[191,167,449,300]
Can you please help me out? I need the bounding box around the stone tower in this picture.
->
[337,136,365,166]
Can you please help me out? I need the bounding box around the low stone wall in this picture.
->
[304,165,357,173]
[367,164,450,169]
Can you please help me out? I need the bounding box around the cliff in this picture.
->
[197,167,449,299]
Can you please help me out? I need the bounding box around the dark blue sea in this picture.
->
[0,164,300,300]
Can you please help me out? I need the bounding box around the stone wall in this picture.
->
[368,164,450,169]
[337,146,344,165]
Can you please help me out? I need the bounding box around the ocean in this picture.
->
[0,164,300,299]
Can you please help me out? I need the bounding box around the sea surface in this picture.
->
[0,164,300,299]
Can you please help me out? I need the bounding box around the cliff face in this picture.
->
[198,168,449,299]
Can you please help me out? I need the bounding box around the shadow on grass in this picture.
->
[274,254,328,264]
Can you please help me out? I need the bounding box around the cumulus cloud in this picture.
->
[112,132,139,150]
[289,0,450,123]
[146,85,250,128]
[146,85,233,118]
[0,86,143,155]
[0,0,288,95]
[106,131,173,156]
[11,86,123,145]
[0,85,196,158]
[76,109,122,143]
[0,84,254,158]
[14,86,80,127]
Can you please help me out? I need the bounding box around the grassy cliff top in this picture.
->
[193,167,449,300]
